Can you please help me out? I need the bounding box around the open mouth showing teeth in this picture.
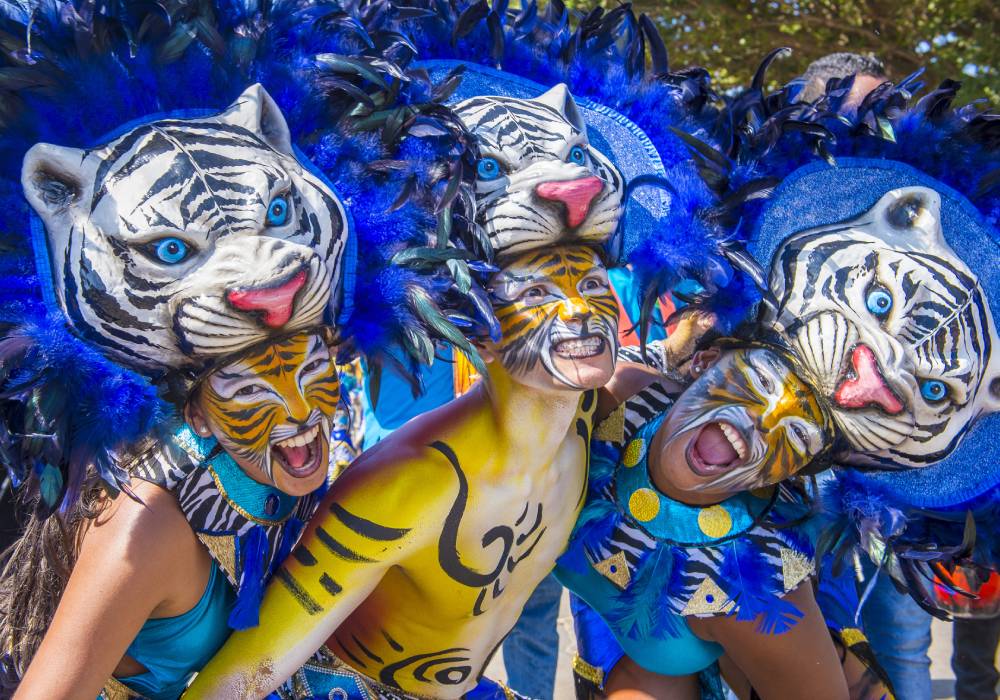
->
[552,336,606,359]
[271,424,325,478]
[686,421,750,477]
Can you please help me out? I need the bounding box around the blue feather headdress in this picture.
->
[671,61,1000,612]
[0,0,490,515]
[341,1,740,337]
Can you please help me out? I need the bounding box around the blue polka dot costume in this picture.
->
[553,344,821,697]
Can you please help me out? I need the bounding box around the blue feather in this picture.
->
[228,524,268,630]
[605,544,685,640]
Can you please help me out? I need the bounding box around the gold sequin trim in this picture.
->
[621,439,646,468]
[628,488,660,522]
[572,654,605,688]
[593,551,632,590]
[197,533,238,583]
[839,627,868,648]
[593,404,626,444]
[681,577,735,616]
[100,677,140,700]
[780,547,814,593]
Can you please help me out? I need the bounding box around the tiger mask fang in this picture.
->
[21,84,348,377]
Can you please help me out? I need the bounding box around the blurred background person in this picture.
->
[797,52,888,106]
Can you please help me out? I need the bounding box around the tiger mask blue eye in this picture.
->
[152,237,192,265]
[476,157,502,181]
[267,195,291,226]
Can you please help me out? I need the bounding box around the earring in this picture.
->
[692,365,703,375]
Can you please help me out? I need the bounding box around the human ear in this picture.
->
[184,396,213,437]
[689,347,722,377]
[473,340,499,364]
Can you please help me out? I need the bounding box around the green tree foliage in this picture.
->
[572,0,998,103]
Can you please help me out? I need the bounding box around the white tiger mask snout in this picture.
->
[21,84,349,375]
[455,83,624,256]
[765,186,1000,468]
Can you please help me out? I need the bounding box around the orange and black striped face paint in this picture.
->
[490,246,618,391]
[196,332,340,495]
[658,348,826,496]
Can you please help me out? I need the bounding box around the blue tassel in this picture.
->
[272,517,304,576]
[228,525,268,630]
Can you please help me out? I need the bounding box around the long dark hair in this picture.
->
[0,478,107,697]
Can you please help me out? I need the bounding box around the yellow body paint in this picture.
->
[186,247,615,699]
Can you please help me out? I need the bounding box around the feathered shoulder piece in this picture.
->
[671,59,1000,611]
[0,0,490,515]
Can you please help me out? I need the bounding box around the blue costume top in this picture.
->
[553,363,817,695]
[99,426,323,699]
[114,563,235,700]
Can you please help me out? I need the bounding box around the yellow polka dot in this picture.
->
[622,439,646,468]
[697,505,732,538]
[628,488,660,522]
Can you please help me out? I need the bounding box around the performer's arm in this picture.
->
[184,445,453,698]
[16,482,208,700]
[689,584,850,700]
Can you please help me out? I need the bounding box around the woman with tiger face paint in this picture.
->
[555,335,893,700]
[4,331,340,700]
[185,332,341,497]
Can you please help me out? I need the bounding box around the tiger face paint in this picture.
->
[489,246,618,391]
[192,332,339,496]
[656,348,826,497]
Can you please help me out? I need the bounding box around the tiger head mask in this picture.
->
[454,84,624,258]
[762,186,1000,468]
[20,84,349,379]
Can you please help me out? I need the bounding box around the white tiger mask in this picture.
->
[21,84,348,376]
[764,186,1000,468]
[454,84,624,257]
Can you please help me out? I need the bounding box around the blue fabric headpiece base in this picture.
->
[749,158,1000,509]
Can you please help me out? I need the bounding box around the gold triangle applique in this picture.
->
[593,404,626,444]
[197,533,238,583]
[780,547,814,592]
[681,577,735,616]
[593,551,631,590]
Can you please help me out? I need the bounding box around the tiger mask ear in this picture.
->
[220,83,295,157]
[21,142,93,239]
[875,186,949,254]
[534,83,585,133]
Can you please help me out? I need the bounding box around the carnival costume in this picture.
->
[555,48,1000,697]
[690,64,1000,618]
[0,2,492,698]
[181,3,739,699]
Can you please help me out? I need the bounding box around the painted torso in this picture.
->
[185,378,597,699]
[326,389,593,695]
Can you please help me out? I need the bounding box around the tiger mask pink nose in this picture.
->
[227,268,308,329]
[535,175,604,228]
